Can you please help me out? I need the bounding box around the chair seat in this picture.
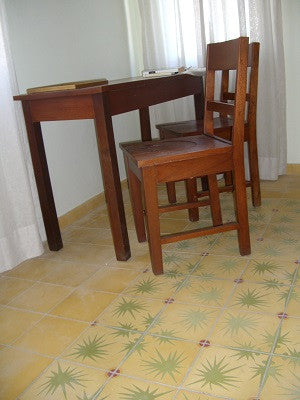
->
[120,135,232,168]
[157,117,249,140]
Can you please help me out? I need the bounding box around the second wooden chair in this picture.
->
[156,42,260,209]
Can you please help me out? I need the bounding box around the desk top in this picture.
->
[14,72,204,102]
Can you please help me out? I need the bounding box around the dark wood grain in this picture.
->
[22,101,62,251]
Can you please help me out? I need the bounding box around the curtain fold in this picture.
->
[0,0,43,272]
[136,0,287,179]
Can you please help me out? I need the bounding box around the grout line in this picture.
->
[256,262,299,399]
[171,258,252,399]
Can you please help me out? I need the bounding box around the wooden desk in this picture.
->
[14,74,204,261]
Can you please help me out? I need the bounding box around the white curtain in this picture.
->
[136,0,287,179]
[0,0,43,272]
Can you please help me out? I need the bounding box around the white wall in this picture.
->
[5,0,141,216]
[281,0,300,164]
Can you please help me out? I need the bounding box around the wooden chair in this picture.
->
[156,42,260,208]
[120,37,250,275]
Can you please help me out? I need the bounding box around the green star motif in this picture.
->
[113,298,146,319]
[180,308,211,331]
[222,312,258,336]
[251,260,280,276]
[142,349,186,382]
[120,384,172,399]
[39,363,86,399]
[192,356,240,390]
[131,277,161,295]
[234,288,267,309]
[251,360,282,385]
[69,335,110,361]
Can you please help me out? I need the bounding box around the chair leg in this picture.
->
[208,174,222,226]
[232,166,251,256]
[248,136,261,207]
[185,178,199,221]
[224,171,233,186]
[126,158,147,243]
[201,176,209,191]
[166,181,177,204]
[142,168,164,275]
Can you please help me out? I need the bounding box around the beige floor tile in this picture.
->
[50,288,117,322]
[41,242,116,265]
[83,266,140,293]
[227,281,288,315]
[148,302,219,341]
[183,345,267,399]
[4,258,54,281]
[285,285,300,317]
[123,270,186,300]
[175,277,234,307]
[62,226,114,246]
[0,277,33,305]
[176,391,221,399]
[9,282,72,313]
[121,334,200,386]
[100,296,164,332]
[14,315,87,357]
[209,309,281,353]
[258,354,300,399]
[100,375,176,399]
[62,325,142,370]
[40,260,100,287]
[191,255,249,280]
[272,317,300,357]
[20,359,108,400]
[0,307,41,344]
[0,346,52,400]
[242,257,298,285]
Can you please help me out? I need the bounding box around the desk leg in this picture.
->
[139,107,152,141]
[22,102,62,251]
[93,94,130,261]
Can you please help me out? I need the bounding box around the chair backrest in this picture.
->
[204,37,249,150]
[220,42,260,123]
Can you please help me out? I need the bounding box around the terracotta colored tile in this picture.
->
[15,315,87,357]
[9,282,72,313]
[0,308,41,344]
[50,287,116,322]
[83,266,140,293]
[0,347,51,400]
[20,360,107,400]
[0,277,33,305]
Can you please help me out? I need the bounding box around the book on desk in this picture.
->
[26,78,108,94]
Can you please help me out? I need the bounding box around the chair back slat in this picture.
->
[204,37,249,145]
[207,101,235,115]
